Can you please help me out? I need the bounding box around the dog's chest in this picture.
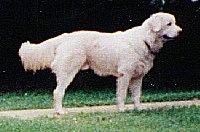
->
[132,54,154,77]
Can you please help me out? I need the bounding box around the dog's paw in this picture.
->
[54,109,67,115]
[135,105,142,111]
[118,106,126,112]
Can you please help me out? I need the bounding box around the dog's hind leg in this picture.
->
[52,49,86,114]
[53,71,78,115]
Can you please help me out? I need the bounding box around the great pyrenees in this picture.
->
[19,12,182,114]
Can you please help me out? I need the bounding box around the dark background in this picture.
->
[0,0,199,92]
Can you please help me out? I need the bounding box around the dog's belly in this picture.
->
[84,44,120,77]
[90,60,118,77]
[84,54,118,77]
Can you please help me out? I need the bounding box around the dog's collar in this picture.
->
[144,41,158,56]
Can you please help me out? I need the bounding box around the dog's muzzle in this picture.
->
[163,27,182,40]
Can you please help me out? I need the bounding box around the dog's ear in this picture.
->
[149,14,162,32]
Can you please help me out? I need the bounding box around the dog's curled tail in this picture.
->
[18,33,67,72]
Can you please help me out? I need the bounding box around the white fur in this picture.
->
[19,12,182,114]
[19,34,68,72]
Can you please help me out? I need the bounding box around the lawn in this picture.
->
[0,106,199,131]
[0,88,199,131]
[0,89,199,111]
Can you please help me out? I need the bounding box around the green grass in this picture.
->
[0,89,199,131]
[0,89,199,111]
[0,106,199,131]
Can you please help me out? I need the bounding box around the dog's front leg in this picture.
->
[116,73,131,112]
[129,76,143,110]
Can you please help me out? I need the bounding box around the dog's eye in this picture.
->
[167,22,172,26]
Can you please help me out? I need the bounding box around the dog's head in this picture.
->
[145,12,182,41]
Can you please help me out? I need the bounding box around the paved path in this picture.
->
[0,100,199,120]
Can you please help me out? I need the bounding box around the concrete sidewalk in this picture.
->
[0,100,199,119]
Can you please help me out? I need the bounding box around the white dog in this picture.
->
[19,12,182,114]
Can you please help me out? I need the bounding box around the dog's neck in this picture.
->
[143,32,164,56]
[127,25,164,55]
[144,41,159,56]
[141,20,165,54]
[143,31,164,55]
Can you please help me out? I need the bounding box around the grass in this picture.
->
[0,88,199,131]
[0,106,199,131]
[0,89,199,111]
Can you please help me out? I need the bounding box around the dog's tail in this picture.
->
[19,33,67,72]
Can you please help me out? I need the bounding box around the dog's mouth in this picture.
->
[163,35,176,40]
